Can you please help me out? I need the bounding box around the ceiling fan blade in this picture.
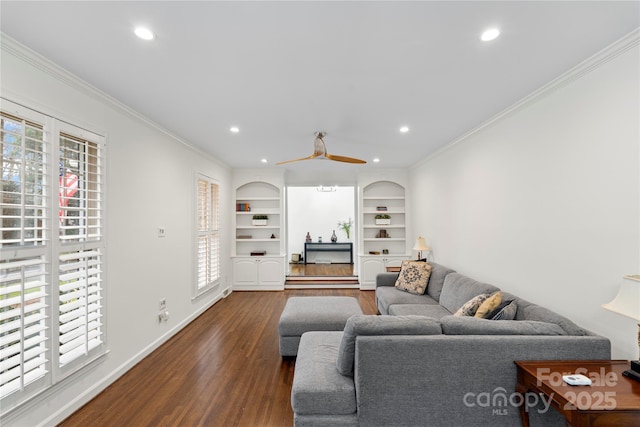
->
[275,153,319,165]
[325,153,367,164]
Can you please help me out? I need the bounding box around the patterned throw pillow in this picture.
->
[394,260,432,295]
[474,291,503,318]
[454,293,490,316]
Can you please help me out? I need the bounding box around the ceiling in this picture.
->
[1,1,639,182]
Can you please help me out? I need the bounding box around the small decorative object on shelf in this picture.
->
[375,214,391,225]
[252,214,268,226]
[377,229,389,238]
[376,206,387,211]
[318,236,322,243]
[382,249,389,254]
[270,233,276,239]
[331,230,337,242]
[306,232,312,242]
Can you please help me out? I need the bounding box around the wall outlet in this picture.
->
[158,227,166,238]
[158,310,169,323]
[159,298,166,310]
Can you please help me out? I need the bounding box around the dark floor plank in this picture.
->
[59,289,377,427]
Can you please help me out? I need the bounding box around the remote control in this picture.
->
[562,374,592,386]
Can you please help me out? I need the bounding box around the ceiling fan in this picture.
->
[276,132,367,165]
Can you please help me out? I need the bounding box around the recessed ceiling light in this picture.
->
[230,126,240,133]
[134,27,155,41]
[261,158,268,163]
[399,126,409,133]
[373,158,381,163]
[481,28,500,42]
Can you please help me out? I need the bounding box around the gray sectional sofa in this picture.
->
[291,262,611,427]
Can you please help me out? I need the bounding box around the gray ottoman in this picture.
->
[278,296,363,356]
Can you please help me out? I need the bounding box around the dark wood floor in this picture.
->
[59,289,377,427]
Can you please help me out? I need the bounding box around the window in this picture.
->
[0,100,106,413]
[194,174,220,298]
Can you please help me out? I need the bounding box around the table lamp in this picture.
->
[602,274,640,382]
[413,236,430,261]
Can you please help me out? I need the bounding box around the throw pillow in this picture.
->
[454,293,490,316]
[491,300,518,320]
[394,260,432,295]
[474,291,503,318]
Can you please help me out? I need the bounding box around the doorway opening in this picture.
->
[286,186,358,285]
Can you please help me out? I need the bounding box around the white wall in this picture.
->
[287,186,355,263]
[410,35,639,360]
[1,38,232,426]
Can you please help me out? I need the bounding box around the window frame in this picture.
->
[193,173,220,299]
[0,99,107,414]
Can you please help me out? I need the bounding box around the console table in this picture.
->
[515,360,640,427]
[304,242,353,264]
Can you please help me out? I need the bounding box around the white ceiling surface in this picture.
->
[1,1,639,180]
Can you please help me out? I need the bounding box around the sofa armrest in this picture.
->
[375,273,398,288]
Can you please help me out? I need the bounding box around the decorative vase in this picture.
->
[331,230,337,242]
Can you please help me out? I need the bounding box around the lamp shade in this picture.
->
[603,275,640,321]
[413,236,430,251]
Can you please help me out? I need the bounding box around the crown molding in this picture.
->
[0,32,229,170]
[411,28,640,169]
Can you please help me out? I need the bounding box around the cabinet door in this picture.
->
[360,257,385,287]
[233,258,259,286]
[258,258,284,286]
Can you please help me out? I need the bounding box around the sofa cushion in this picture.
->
[388,303,452,318]
[376,286,438,315]
[439,273,501,314]
[394,260,432,294]
[440,315,567,336]
[292,331,357,415]
[490,300,518,320]
[454,293,490,316]
[424,262,456,302]
[475,291,503,318]
[336,315,442,376]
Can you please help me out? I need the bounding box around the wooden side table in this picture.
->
[514,360,640,427]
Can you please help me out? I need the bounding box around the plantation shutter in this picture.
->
[195,175,220,296]
[58,248,103,366]
[56,128,105,372]
[0,110,51,399]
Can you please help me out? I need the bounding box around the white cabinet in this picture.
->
[359,256,408,289]
[232,257,284,291]
[232,171,285,291]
